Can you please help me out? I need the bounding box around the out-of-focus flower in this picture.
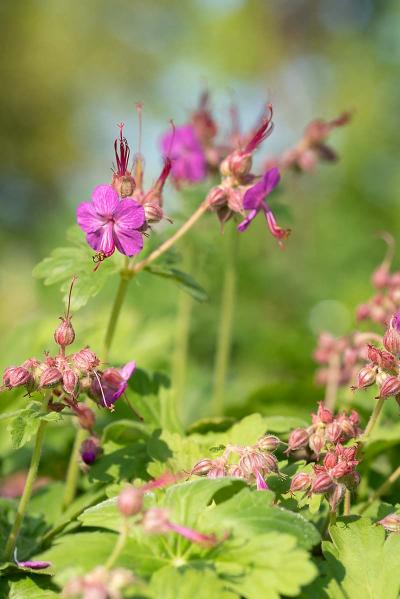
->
[161,124,206,184]
[63,566,135,599]
[91,361,136,409]
[80,437,102,465]
[377,513,400,534]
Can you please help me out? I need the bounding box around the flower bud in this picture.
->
[75,405,96,431]
[309,431,326,456]
[117,485,143,517]
[290,472,312,493]
[372,265,390,290]
[311,472,334,494]
[72,348,99,372]
[206,186,227,209]
[62,369,79,396]
[80,437,101,465]
[191,459,213,476]
[54,318,75,348]
[383,312,400,355]
[331,462,351,479]
[257,435,280,452]
[377,513,400,533]
[328,483,345,510]
[355,364,377,389]
[143,202,163,223]
[316,402,334,424]
[379,375,400,398]
[228,465,246,479]
[325,421,342,444]
[141,508,170,533]
[287,428,309,452]
[39,366,62,388]
[323,451,338,470]
[4,366,31,389]
[356,303,371,321]
[220,151,252,180]
[207,459,226,479]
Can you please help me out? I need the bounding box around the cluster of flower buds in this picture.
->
[115,472,219,547]
[63,566,135,599]
[191,434,281,491]
[377,513,400,534]
[265,112,351,174]
[356,234,400,327]
[286,402,362,459]
[352,312,400,406]
[290,443,360,511]
[1,281,137,467]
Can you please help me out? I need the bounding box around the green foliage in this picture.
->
[7,401,61,449]
[144,264,208,303]
[149,567,237,599]
[32,226,122,310]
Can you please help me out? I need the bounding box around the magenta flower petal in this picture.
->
[77,202,105,233]
[168,522,217,546]
[113,228,143,257]
[86,222,115,255]
[112,381,128,402]
[255,469,269,491]
[92,184,119,216]
[17,560,51,570]
[120,361,136,381]
[237,209,257,232]
[242,168,281,211]
[113,199,145,230]
[161,124,206,184]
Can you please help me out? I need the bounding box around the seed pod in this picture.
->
[117,486,143,517]
[54,318,75,348]
[377,513,400,533]
[39,366,62,388]
[191,459,213,476]
[328,483,345,510]
[290,472,312,493]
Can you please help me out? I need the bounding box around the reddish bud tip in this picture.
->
[39,367,62,388]
[311,472,335,494]
[287,428,309,452]
[117,485,143,517]
[54,318,75,348]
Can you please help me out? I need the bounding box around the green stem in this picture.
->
[329,510,337,527]
[343,489,351,516]
[172,289,193,420]
[103,274,131,363]
[4,417,48,561]
[359,465,400,515]
[105,518,130,570]
[362,397,385,441]
[62,427,88,511]
[211,227,238,416]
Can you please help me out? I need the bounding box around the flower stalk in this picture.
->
[62,426,88,510]
[103,273,132,362]
[362,397,386,441]
[4,399,49,561]
[104,518,130,570]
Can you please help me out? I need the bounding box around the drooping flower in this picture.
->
[77,184,145,261]
[237,168,289,245]
[161,124,206,184]
[91,361,136,408]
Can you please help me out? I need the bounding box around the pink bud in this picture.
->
[331,462,351,479]
[372,265,390,290]
[228,465,246,479]
[72,348,100,372]
[75,405,96,431]
[287,428,309,452]
[311,472,335,494]
[316,402,334,424]
[383,313,400,355]
[63,369,79,395]
[257,435,280,452]
[143,202,164,224]
[290,472,312,493]
[325,421,342,444]
[323,451,338,470]
[191,459,214,476]
[206,186,227,208]
[255,469,269,491]
[220,151,252,179]
[4,367,32,389]
[379,376,400,398]
[207,458,226,479]
[377,513,400,533]
[328,483,345,510]
[309,431,325,456]
[117,486,143,517]
[39,367,62,388]
[355,364,377,389]
[356,303,371,321]
[54,318,75,348]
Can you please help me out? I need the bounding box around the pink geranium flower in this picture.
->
[77,184,145,259]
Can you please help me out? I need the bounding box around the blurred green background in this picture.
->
[1,0,400,429]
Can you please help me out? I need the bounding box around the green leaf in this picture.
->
[322,517,400,599]
[88,441,151,484]
[144,264,208,303]
[263,415,308,434]
[128,368,171,397]
[102,420,151,445]
[214,533,317,599]
[198,487,320,550]
[150,566,237,599]
[6,402,61,449]
[7,576,59,598]
[33,225,121,310]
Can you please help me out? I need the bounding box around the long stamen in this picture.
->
[92,369,110,410]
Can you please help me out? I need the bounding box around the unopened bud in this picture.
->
[383,312,400,355]
[356,303,371,321]
[355,364,377,389]
[379,375,400,398]
[328,483,345,510]
[290,472,312,493]
[117,486,143,517]
[54,318,75,348]
[372,265,390,290]
[72,348,99,371]
[62,369,79,396]
[325,421,342,444]
[316,402,334,424]
[287,428,309,452]
[377,513,400,533]
[4,366,31,389]
[80,437,101,465]
[207,459,226,479]
[75,405,96,431]
[257,435,280,452]
[331,462,352,479]
[311,472,335,494]
[206,186,227,209]
[143,202,163,223]
[309,431,326,456]
[39,367,62,388]
[220,151,252,179]
[191,459,213,476]
[323,451,338,470]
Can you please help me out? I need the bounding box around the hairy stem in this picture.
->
[211,227,238,416]
[363,397,385,441]
[105,518,130,570]
[4,414,48,561]
[343,489,351,516]
[359,465,400,515]
[103,274,131,363]
[132,201,209,275]
[324,352,340,411]
[62,426,88,511]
